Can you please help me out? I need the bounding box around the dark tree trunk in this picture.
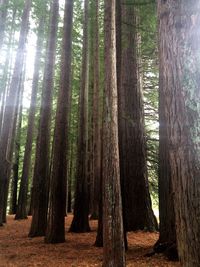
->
[0,0,31,226]
[28,0,59,237]
[69,0,90,233]
[90,0,101,220]
[45,0,74,244]
[15,13,45,220]
[117,1,157,233]
[102,0,125,266]
[154,3,176,256]
[158,1,200,266]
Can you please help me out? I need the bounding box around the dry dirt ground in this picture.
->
[0,215,180,267]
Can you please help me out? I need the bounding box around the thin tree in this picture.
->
[158,1,200,266]
[28,0,59,237]
[69,0,90,233]
[90,0,101,220]
[45,0,74,243]
[102,0,125,266]
[0,0,32,226]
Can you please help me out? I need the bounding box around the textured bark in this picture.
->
[0,0,31,226]
[158,1,200,266]
[154,5,176,255]
[28,0,59,237]
[102,0,125,266]
[90,0,101,220]
[117,2,157,233]
[45,0,73,244]
[15,14,45,220]
[69,0,90,233]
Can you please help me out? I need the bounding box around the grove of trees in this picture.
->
[0,0,200,266]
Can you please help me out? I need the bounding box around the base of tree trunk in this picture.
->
[94,233,103,247]
[28,229,45,238]
[44,235,65,244]
[154,241,179,261]
[69,218,91,233]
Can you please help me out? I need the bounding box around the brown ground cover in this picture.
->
[0,215,180,267]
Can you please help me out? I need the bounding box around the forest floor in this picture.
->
[0,215,181,267]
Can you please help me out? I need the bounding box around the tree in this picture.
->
[45,0,74,244]
[117,0,157,234]
[102,0,125,266]
[15,9,46,220]
[154,32,176,257]
[90,0,101,220]
[158,0,200,266]
[69,0,90,233]
[28,0,59,237]
[0,0,32,226]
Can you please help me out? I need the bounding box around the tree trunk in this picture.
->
[117,1,157,233]
[28,0,59,237]
[69,0,90,233]
[0,0,31,226]
[45,0,74,244]
[158,1,200,266]
[90,0,101,220]
[154,4,176,256]
[15,12,46,220]
[102,0,125,266]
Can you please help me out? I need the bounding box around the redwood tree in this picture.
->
[102,0,125,266]
[29,0,59,237]
[45,0,74,243]
[117,1,157,233]
[158,0,200,266]
[69,0,90,233]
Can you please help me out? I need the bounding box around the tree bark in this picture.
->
[28,0,59,237]
[69,0,90,233]
[158,1,200,266]
[102,0,125,266]
[45,0,74,244]
[117,1,157,233]
[90,0,101,220]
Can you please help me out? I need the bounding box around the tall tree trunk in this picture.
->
[69,0,90,233]
[118,1,157,233]
[90,0,101,220]
[45,0,74,244]
[0,0,31,226]
[102,0,125,266]
[15,12,46,220]
[154,6,176,255]
[28,0,59,237]
[158,1,200,266]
